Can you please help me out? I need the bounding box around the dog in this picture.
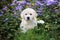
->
[20,8,37,33]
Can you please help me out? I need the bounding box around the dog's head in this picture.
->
[21,8,37,21]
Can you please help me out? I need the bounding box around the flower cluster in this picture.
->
[43,0,58,6]
[0,0,59,23]
[10,0,33,11]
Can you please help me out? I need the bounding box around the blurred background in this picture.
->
[0,0,60,40]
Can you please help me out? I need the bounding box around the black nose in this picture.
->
[27,17,30,20]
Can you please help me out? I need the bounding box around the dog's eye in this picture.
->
[25,14,27,15]
[30,13,32,15]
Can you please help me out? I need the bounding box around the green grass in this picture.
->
[14,28,55,40]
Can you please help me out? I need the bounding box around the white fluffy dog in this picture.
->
[20,8,37,33]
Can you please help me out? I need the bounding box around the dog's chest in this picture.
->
[25,21,36,29]
[21,20,37,29]
[26,23,34,29]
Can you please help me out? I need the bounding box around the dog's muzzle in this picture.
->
[27,17,30,20]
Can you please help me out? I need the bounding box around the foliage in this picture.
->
[0,0,60,40]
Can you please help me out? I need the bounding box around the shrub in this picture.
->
[0,0,60,40]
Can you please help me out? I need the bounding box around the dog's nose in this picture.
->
[27,17,30,20]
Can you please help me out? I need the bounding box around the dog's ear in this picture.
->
[36,12,38,17]
[35,12,38,17]
[33,12,38,20]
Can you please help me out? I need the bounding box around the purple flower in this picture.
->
[16,1,21,5]
[54,9,59,13]
[16,1,26,5]
[16,6,23,10]
[26,2,31,5]
[43,0,58,6]
[58,2,60,6]
[10,3,15,6]
[4,18,8,22]
[38,8,43,13]
[2,6,7,10]
[0,14,3,17]
[36,1,44,6]
[24,0,31,4]
[0,11,4,17]
[38,12,43,16]
[21,1,26,5]
[37,8,43,16]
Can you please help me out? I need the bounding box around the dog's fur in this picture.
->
[20,8,37,33]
